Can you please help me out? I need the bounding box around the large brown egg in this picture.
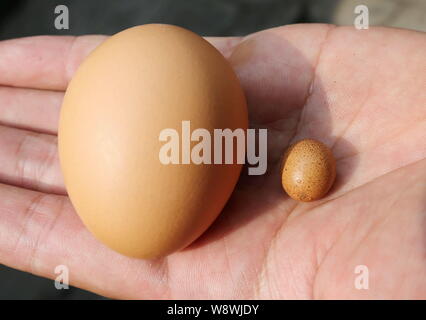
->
[58,24,248,259]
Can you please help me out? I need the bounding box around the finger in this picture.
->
[0,34,242,91]
[205,37,242,59]
[0,125,64,194]
[0,86,63,134]
[0,35,106,90]
[0,183,167,299]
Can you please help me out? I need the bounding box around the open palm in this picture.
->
[0,24,424,299]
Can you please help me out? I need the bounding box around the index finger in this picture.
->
[0,34,241,91]
[0,35,106,91]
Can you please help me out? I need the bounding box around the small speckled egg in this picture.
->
[281,139,336,202]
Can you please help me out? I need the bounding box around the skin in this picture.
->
[0,24,425,299]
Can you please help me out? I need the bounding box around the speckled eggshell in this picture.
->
[58,24,248,259]
[281,139,336,202]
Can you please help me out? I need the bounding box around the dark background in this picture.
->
[0,0,424,300]
[0,0,336,40]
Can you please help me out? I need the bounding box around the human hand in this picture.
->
[0,24,424,299]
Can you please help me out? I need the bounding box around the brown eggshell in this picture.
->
[281,139,336,202]
[58,24,248,259]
